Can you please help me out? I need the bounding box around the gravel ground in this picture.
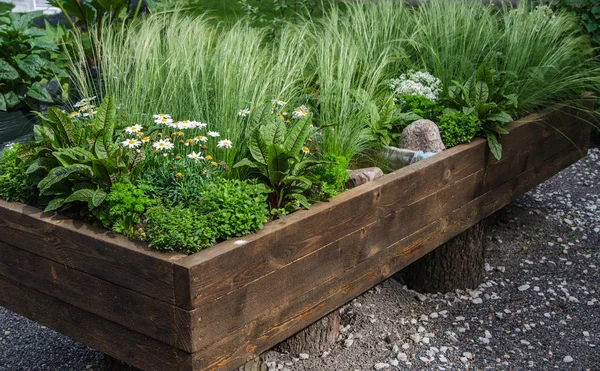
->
[1,148,599,371]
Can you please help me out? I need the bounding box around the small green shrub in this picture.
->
[145,205,217,253]
[310,153,349,200]
[98,182,155,239]
[437,111,482,148]
[0,144,36,203]
[198,178,270,240]
[397,94,445,123]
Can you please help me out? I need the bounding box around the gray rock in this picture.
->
[380,147,417,169]
[400,119,446,153]
[347,167,384,188]
[374,363,389,370]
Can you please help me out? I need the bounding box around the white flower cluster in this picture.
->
[69,96,98,118]
[153,114,208,130]
[390,70,442,102]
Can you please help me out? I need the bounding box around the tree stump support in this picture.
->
[276,310,341,356]
[395,220,488,293]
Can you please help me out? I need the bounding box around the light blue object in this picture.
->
[413,151,437,162]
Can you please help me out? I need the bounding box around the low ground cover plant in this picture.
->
[0,0,597,253]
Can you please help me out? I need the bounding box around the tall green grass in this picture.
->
[68,0,599,170]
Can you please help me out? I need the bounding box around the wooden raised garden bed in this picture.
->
[0,103,592,371]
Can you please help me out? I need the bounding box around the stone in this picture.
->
[374,363,389,370]
[298,353,309,360]
[346,167,384,188]
[400,119,446,153]
[563,356,574,363]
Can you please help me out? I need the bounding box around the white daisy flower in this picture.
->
[153,113,172,120]
[301,146,310,154]
[122,138,142,149]
[69,111,81,118]
[124,124,143,134]
[272,99,287,106]
[217,139,233,149]
[238,108,251,117]
[153,139,170,150]
[207,131,220,137]
[293,108,309,119]
[187,151,203,162]
[194,135,208,143]
[165,141,175,150]
[177,121,194,130]
[192,121,207,129]
[141,136,150,143]
[155,117,174,125]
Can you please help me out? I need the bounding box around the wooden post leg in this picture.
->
[276,310,341,356]
[395,220,488,293]
[104,355,142,371]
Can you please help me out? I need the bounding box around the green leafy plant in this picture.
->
[0,143,36,203]
[22,95,141,213]
[310,153,349,201]
[445,64,518,160]
[234,113,321,211]
[239,0,327,36]
[144,204,217,253]
[197,178,270,240]
[0,8,67,111]
[436,110,482,148]
[98,181,155,239]
[541,0,600,47]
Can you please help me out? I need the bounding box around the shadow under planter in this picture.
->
[0,102,594,371]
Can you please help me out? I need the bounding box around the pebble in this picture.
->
[518,284,531,291]
[397,353,408,362]
[563,356,574,363]
[299,353,309,360]
[374,363,389,370]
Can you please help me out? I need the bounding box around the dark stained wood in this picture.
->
[0,275,194,371]
[0,242,196,352]
[0,103,591,371]
[176,104,585,311]
[276,311,341,356]
[104,355,143,371]
[190,147,585,371]
[0,201,186,304]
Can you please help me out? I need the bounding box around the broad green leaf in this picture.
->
[486,133,502,161]
[261,119,286,145]
[38,164,93,193]
[27,82,53,103]
[233,158,258,169]
[44,197,65,212]
[249,129,269,165]
[475,64,493,85]
[47,107,77,145]
[92,159,114,186]
[285,175,312,191]
[23,27,47,37]
[487,111,513,124]
[64,188,94,204]
[15,54,46,79]
[4,91,20,107]
[28,39,59,52]
[267,144,290,186]
[0,59,19,80]
[33,124,55,142]
[0,2,15,13]
[92,94,116,135]
[91,189,107,208]
[284,116,311,154]
[471,81,489,105]
[26,157,56,174]
[287,193,310,209]
[0,93,5,111]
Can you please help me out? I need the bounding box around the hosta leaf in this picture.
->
[0,59,19,80]
[4,91,21,108]
[27,82,53,103]
[0,93,5,111]
[38,164,93,193]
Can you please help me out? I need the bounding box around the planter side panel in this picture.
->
[0,275,193,371]
[0,201,186,304]
[184,107,590,369]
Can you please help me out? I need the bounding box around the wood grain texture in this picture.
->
[191,147,585,371]
[0,275,194,371]
[176,104,586,311]
[0,242,196,352]
[0,201,186,304]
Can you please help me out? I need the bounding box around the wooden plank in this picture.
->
[176,105,584,310]
[0,242,196,352]
[184,118,585,352]
[191,147,584,371]
[0,201,186,304]
[0,275,194,371]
